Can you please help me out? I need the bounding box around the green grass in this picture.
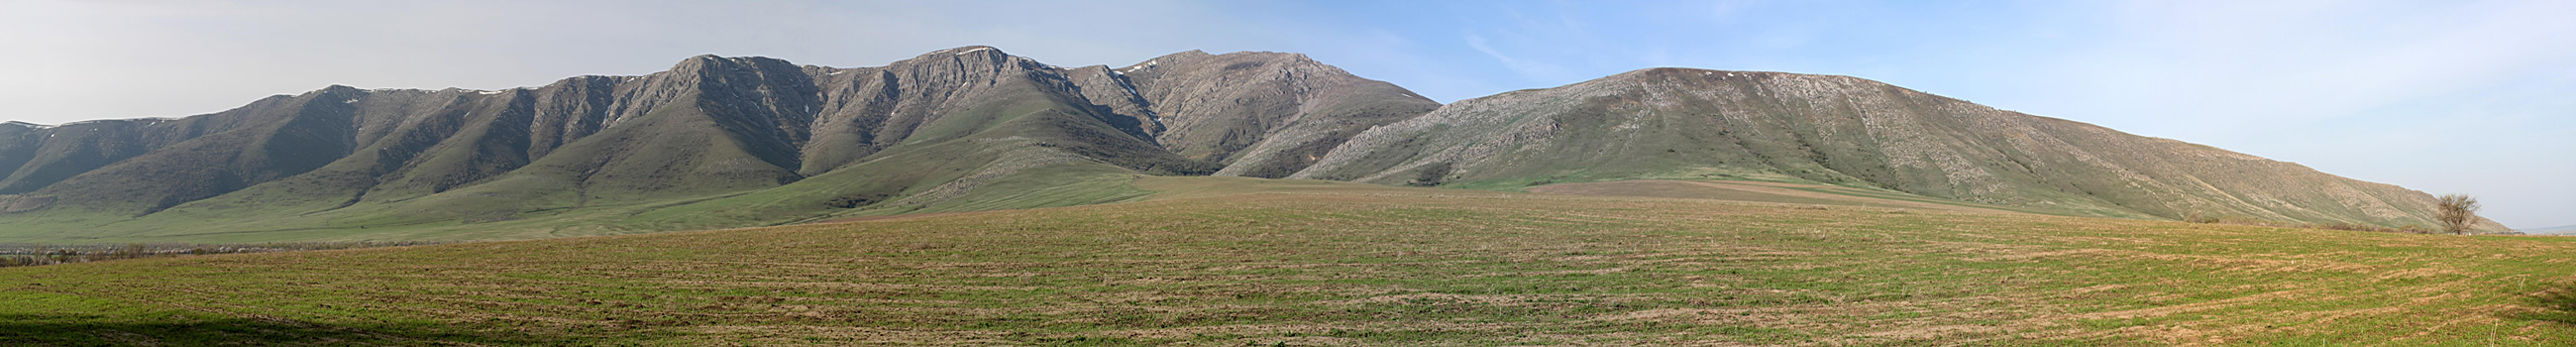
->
[1526,178,2076,217]
[1,176,2569,345]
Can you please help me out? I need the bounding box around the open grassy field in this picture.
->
[1525,179,2053,215]
[1,176,2570,345]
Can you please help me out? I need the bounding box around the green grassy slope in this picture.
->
[1526,178,2073,216]
[0,120,191,195]
[1,177,2569,345]
[0,60,1213,244]
[10,90,361,217]
[4,91,809,243]
[600,88,1192,231]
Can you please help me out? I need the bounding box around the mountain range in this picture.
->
[0,46,2504,242]
[2526,224,2576,235]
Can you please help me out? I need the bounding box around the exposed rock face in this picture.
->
[1294,68,2503,231]
[0,47,1439,239]
[1114,51,1442,177]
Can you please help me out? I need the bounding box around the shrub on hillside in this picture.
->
[1405,163,1452,186]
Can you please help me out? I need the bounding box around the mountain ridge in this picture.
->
[0,46,1444,241]
[0,47,2504,241]
[2526,224,2576,235]
[1291,67,2501,231]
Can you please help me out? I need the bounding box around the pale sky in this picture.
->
[2,0,2568,228]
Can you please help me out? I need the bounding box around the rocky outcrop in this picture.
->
[1115,51,1442,177]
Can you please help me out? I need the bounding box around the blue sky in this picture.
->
[2,0,2568,228]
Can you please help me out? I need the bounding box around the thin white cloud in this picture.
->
[1464,34,1565,81]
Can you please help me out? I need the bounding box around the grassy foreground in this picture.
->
[1,177,2571,345]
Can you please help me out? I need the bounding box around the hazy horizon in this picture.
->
[3,0,2566,228]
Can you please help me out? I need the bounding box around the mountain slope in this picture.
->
[0,50,2502,241]
[1291,68,2502,231]
[0,47,1438,242]
[1112,51,1443,177]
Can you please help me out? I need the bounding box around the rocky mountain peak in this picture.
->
[1100,50,1442,176]
[1116,50,1211,73]
[1589,67,1825,87]
[665,55,802,75]
[937,46,1006,57]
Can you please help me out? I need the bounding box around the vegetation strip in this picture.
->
[0,242,445,268]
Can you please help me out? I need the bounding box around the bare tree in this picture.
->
[2434,193,2482,235]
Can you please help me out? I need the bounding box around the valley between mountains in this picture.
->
[0,46,2505,243]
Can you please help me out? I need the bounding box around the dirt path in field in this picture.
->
[1528,179,2024,214]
